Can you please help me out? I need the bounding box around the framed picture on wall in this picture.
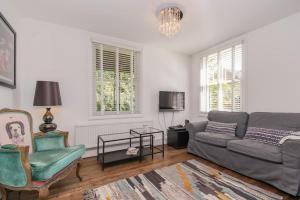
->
[0,12,16,89]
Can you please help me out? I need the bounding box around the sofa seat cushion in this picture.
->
[29,145,85,181]
[195,132,240,147]
[227,139,282,163]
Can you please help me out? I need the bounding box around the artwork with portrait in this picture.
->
[0,111,32,152]
[0,12,16,88]
[5,121,25,145]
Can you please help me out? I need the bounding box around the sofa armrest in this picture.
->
[186,121,208,139]
[282,139,300,168]
[0,145,32,187]
[33,131,69,152]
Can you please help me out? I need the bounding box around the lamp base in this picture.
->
[39,107,57,133]
[39,123,57,133]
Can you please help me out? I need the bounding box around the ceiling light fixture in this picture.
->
[158,6,183,38]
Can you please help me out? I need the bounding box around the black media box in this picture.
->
[167,126,189,149]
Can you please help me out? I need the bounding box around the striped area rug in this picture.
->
[84,159,282,200]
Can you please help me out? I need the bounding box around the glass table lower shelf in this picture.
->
[97,147,162,168]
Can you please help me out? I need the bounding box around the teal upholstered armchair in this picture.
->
[0,109,86,200]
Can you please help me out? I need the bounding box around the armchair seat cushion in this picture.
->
[195,132,240,147]
[227,139,282,163]
[29,145,85,181]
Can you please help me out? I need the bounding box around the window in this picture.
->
[93,42,140,115]
[200,43,243,112]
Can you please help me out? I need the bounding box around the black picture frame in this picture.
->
[0,12,16,89]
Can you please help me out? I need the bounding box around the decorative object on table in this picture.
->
[83,159,282,200]
[126,147,139,155]
[0,108,85,200]
[0,12,16,89]
[33,81,62,132]
[167,125,189,149]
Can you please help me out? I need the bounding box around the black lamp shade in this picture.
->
[33,81,62,106]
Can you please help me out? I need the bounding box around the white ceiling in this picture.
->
[10,0,300,54]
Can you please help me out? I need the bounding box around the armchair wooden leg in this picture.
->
[76,162,82,182]
[38,188,49,200]
[0,187,7,200]
[18,191,21,200]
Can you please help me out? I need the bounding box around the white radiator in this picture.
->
[74,119,153,150]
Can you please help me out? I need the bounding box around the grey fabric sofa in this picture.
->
[186,111,300,196]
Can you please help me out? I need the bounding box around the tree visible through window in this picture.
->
[93,43,139,115]
[200,43,243,112]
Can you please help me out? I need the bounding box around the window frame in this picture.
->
[199,38,247,114]
[89,39,143,120]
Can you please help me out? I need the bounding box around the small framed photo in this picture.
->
[0,12,16,89]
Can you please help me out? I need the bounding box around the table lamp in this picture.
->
[33,81,62,132]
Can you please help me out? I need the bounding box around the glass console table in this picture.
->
[130,127,165,159]
[97,127,164,170]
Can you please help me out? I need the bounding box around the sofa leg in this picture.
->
[38,188,49,200]
[76,162,82,182]
[0,187,7,200]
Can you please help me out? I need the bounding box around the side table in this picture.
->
[167,127,189,149]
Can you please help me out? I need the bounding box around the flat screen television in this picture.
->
[159,91,185,112]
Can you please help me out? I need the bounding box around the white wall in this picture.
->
[246,12,300,112]
[0,1,20,108]
[191,12,300,118]
[16,19,191,144]
[142,46,191,129]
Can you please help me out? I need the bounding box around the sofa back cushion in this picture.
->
[245,127,293,146]
[205,121,237,135]
[208,111,249,138]
[248,112,300,131]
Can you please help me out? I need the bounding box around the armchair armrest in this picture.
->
[33,131,69,152]
[186,121,208,139]
[0,145,32,187]
[282,139,300,168]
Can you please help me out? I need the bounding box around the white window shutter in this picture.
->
[93,42,140,115]
[200,42,243,112]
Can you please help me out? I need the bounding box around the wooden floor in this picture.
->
[7,146,299,200]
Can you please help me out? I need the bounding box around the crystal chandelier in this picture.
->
[159,6,183,38]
